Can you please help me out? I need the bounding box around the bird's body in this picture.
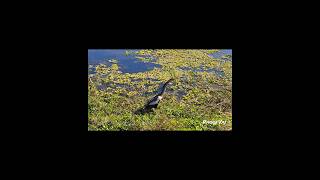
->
[148,96,163,106]
[145,78,173,108]
[135,79,173,114]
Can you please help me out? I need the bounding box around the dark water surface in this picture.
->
[88,49,161,73]
[209,49,232,60]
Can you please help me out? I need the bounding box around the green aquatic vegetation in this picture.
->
[110,64,119,71]
[136,56,154,62]
[205,49,220,54]
[222,54,232,59]
[88,49,232,131]
[125,50,137,56]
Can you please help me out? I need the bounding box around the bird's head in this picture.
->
[167,78,174,85]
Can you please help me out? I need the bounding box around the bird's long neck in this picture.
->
[158,82,170,96]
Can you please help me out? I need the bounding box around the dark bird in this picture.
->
[135,78,174,114]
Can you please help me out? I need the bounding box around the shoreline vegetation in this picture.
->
[88,49,232,131]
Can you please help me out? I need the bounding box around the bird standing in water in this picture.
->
[135,78,174,114]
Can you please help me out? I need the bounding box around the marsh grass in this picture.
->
[88,49,232,131]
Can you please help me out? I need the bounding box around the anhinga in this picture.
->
[135,78,174,114]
